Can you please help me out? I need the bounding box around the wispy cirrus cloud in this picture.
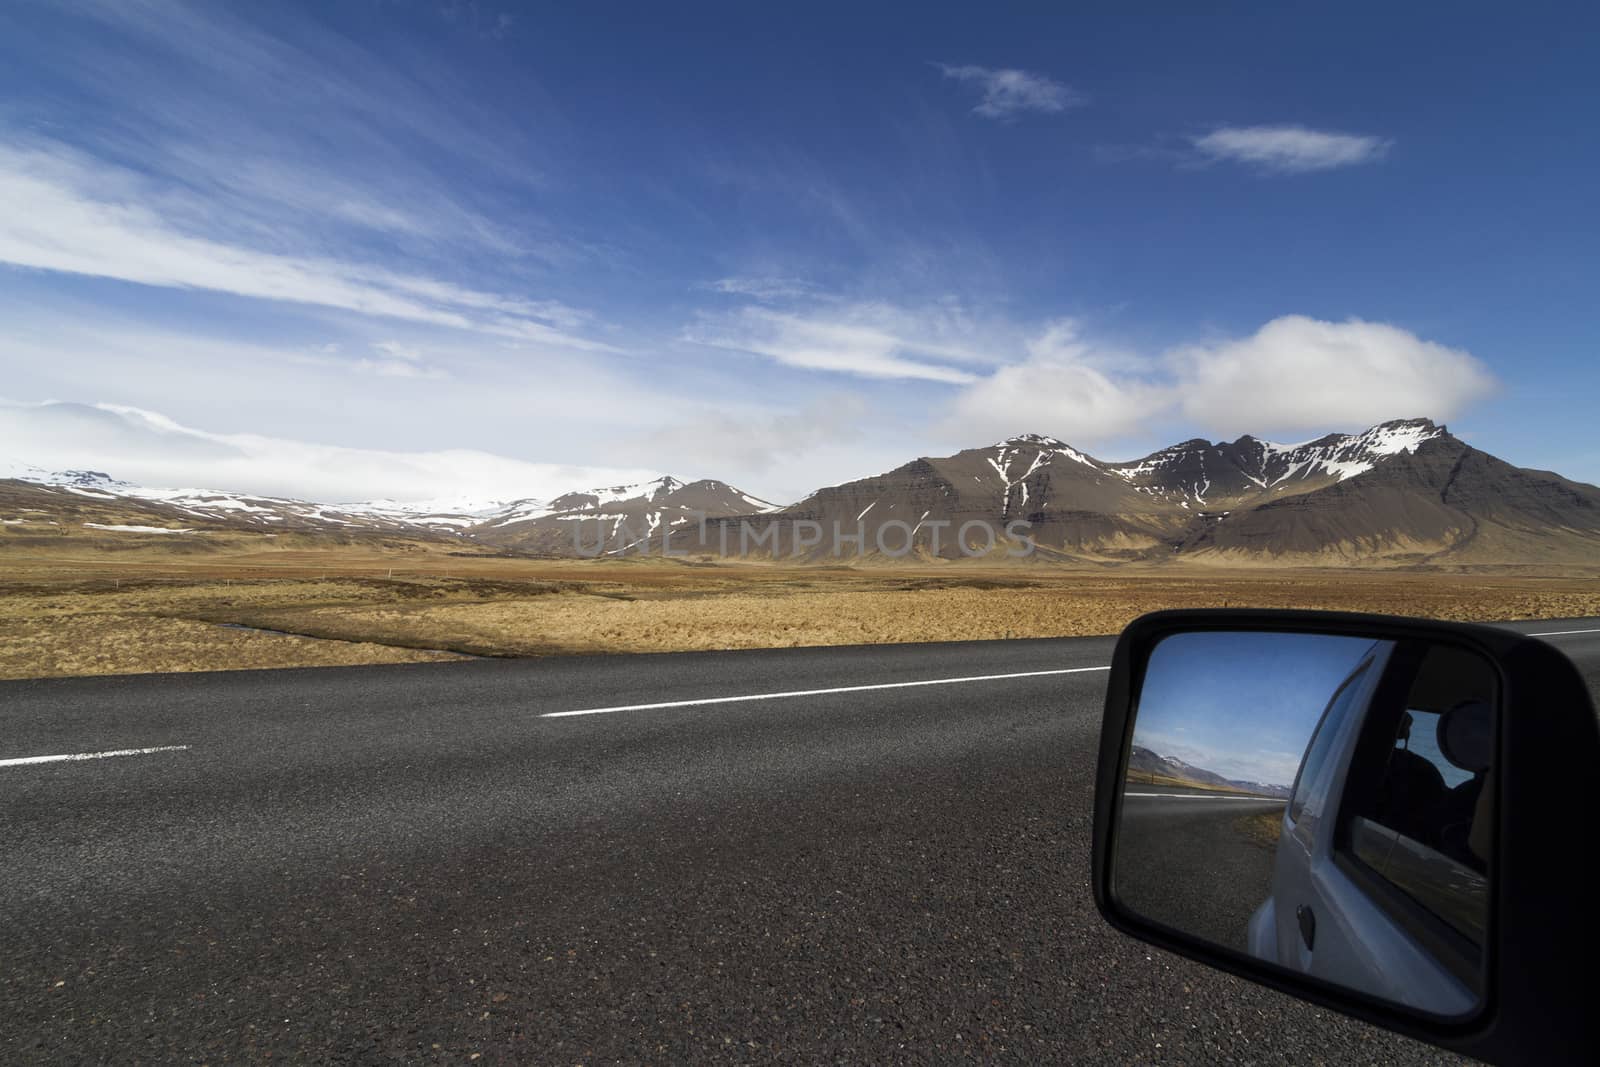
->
[685,302,1000,384]
[1189,124,1392,173]
[704,276,826,302]
[935,63,1084,120]
[49,0,547,187]
[439,2,517,41]
[0,141,614,351]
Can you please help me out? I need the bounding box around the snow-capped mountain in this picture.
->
[0,465,448,532]
[7,417,1598,564]
[730,418,1600,563]
[1106,418,1446,507]
[338,495,534,528]
[0,465,777,542]
[470,475,781,555]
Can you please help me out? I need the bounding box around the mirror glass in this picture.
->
[1114,630,1497,1018]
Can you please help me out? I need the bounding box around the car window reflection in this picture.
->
[1337,643,1496,978]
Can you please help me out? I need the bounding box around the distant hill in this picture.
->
[467,476,779,555]
[6,417,1598,566]
[0,466,775,553]
[1126,745,1292,799]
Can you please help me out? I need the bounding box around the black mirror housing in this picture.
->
[1092,609,1599,1065]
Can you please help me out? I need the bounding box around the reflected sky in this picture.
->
[1134,632,1386,786]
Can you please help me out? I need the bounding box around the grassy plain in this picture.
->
[1233,810,1289,850]
[3,532,1599,680]
[1123,770,1284,798]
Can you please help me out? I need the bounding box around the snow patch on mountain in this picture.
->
[996,434,1099,468]
[985,435,1104,516]
[3,462,772,540]
[738,491,784,514]
[84,523,194,534]
[1109,419,1445,501]
[1253,418,1443,486]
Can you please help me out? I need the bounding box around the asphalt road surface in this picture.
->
[1114,786,1286,955]
[3,618,1596,1064]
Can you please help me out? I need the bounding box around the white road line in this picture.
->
[543,665,1112,718]
[1527,628,1600,637]
[0,745,190,768]
[1124,792,1285,802]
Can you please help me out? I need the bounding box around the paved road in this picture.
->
[2,618,1595,1063]
[1116,787,1286,955]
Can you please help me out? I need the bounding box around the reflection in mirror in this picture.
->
[1113,631,1497,1018]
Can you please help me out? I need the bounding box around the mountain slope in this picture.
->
[6,418,1597,566]
[1106,419,1447,508]
[719,418,1600,565]
[0,467,776,551]
[0,468,469,536]
[1178,432,1600,564]
[468,476,778,556]
[747,435,1179,561]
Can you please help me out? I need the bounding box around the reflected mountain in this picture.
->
[1127,745,1292,799]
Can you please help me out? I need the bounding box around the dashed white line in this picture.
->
[543,666,1112,718]
[1527,628,1600,637]
[0,745,190,769]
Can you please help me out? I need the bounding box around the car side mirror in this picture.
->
[1092,609,1599,1065]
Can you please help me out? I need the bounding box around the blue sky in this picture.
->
[1134,632,1384,787]
[0,1,1596,503]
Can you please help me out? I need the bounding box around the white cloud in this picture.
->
[706,276,823,302]
[371,341,423,363]
[151,142,526,254]
[945,315,1498,445]
[0,296,695,463]
[690,305,1497,450]
[0,303,889,505]
[62,0,543,188]
[634,393,876,503]
[1170,315,1497,435]
[0,141,611,350]
[948,320,1171,442]
[1135,730,1304,787]
[0,401,659,504]
[1189,125,1391,173]
[355,341,448,379]
[936,64,1084,120]
[686,304,992,383]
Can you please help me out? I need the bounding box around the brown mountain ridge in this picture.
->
[5,418,1597,566]
[698,418,1600,565]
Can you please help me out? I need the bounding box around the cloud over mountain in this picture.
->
[1170,316,1497,436]
[0,401,658,505]
[948,315,1495,445]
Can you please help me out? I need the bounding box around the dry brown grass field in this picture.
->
[1233,810,1288,850]
[1123,769,1279,797]
[3,532,1598,680]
